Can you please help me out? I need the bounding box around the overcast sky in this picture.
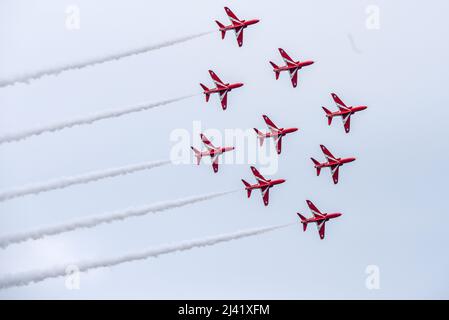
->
[0,0,448,299]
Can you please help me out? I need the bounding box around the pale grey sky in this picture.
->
[0,0,448,299]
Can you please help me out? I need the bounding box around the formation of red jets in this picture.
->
[192,7,368,239]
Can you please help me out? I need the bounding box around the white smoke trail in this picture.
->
[0,190,236,248]
[0,223,291,290]
[0,95,193,145]
[0,160,170,202]
[0,31,212,88]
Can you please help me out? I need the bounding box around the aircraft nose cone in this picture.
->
[335,213,342,218]
[361,106,368,110]
[279,179,286,184]
[291,128,299,133]
[349,157,356,162]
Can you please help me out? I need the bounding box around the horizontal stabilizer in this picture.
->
[241,179,252,198]
[215,21,226,39]
[297,213,308,231]
[253,128,265,146]
[322,107,333,125]
[311,158,321,176]
[200,84,210,102]
[269,61,280,79]
[191,147,202,165]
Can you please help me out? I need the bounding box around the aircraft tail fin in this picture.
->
[269,61,280,80]
[322,107,333,125]
[311,158,321,176]
[200,84,210,102]
[253,128,265,146]
[191,147,202,165]
[297,213,308,231]
[241,179,252,198]
[215,21,226,39]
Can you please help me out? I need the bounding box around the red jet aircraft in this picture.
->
[254,115,298,154]
[269,48,314,88]
[297,200,342,240]
[322,93,368,133]
[241,166,286,206]
[200,70,243,110]
[215,7,260,47]
[311,145,356,184]
[191,134,234,173]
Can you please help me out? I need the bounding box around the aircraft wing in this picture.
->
[234,27,244,47]
[331,164,340,184]
[274,135,282,154]
[342,113,351,133]
[317,220,326,239]
[262,115,279,133]
[200,134,217,150]
[219,90,228,110]
[209,70,226,88]
[320,145,337,162]
[261,186,270,206]
[224,7,242,25]
[288,68,299,88]
[306,200,324,218]
[211,154,220,173]
[278,48,296,66]
[331,93,350,112]
[250,166,268,183]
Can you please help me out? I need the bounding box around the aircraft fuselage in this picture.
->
[262,127,298,138]
[200,146,235,158]
[206,83,244,94]
[327,105,368,117]
[277,60,314,72]
[315,157,356,169]
[220,19,260,31]
[303,212,342,224]
[245,178,286,191]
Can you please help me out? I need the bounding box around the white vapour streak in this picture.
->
[0,223,290,290]
[0,160,170,202]
[0,31,212,88]
[0,95,193,144]
[0,190,235,248]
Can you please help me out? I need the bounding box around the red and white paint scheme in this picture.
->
[241,166,286,206]
[269,48,314,88]
[297,200,342,240]
[200,70,244,110]
[215,7,260,47]
[254,115,298,154]
[191,134,235,173]
[322,93,368,133]
[311,145,356,184]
